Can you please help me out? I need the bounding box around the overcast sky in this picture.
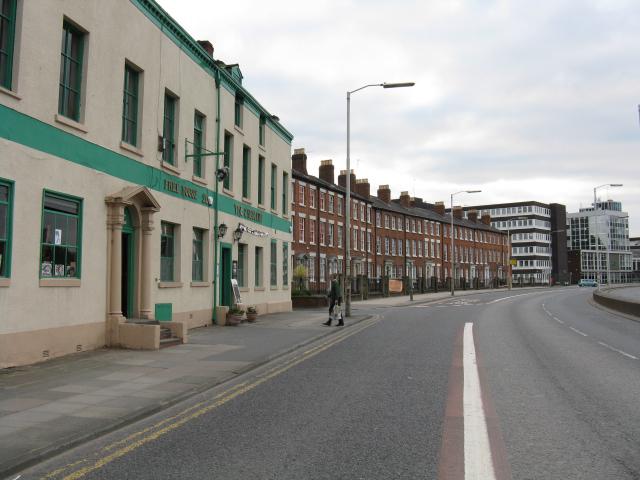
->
[159,0,639,234]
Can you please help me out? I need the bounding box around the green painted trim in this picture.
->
[129,0,293,144]
[220,243,232,308]
[0,178,14,278]
[0,104,291,234]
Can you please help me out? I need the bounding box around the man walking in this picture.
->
[323,274,344,326]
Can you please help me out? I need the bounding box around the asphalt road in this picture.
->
[17,288,640,480]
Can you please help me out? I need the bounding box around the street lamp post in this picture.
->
[593,183,622,289]
[450,190,481,296]
[345,81,414,316]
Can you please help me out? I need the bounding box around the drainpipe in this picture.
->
[212,68,222,323]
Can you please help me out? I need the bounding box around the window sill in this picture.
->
[242,197,252,205]
[55,114,88,134]
[254,286,265,291]
[40,278,81,287]
[161,161,181,176]
[158,281,183,288]
[258,144,266,153]
[223,188,234,197]
[0,86,21,101]
[192,175,207,186]
[270,286,278,290]
[190,281,210,287]
[283,285,289,290]
[257,204,265,210]
[271,209,278,215]
[0,278,10,287]
[234,125,244,136]
[120,141,143,157]
[239,287,249,292]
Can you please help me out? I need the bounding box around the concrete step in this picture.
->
[159,337,181,349]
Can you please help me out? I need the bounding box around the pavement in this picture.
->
[0,286,538,478]
[601,284,640,302]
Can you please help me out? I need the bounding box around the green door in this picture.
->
[121,207,135,318]
[220,244,232,307]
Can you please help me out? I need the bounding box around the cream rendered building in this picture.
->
[0,0,293,367]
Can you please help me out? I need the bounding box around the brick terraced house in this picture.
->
[291,149,509,295]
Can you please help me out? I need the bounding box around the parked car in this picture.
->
[578,279,598,287]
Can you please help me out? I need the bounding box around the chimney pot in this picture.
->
[318,159,335,184]
[377,185,391,204]
[291,148,308,175]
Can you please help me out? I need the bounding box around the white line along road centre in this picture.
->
[463,322,497,480]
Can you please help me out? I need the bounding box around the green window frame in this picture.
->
[234,93,243,128]
[242,145,251,199]
[282,242,288,285]
[0,178,13,278]
[257,156,265,205]
[282,171,289,215]
[223,132,233,190]
[121,64,139,146]
[259,115,266,146]
[193,112,205,178]
[192,227,204,282]
[270,240,277,287]
[40,190,82,279]
[237,243,246,287]
[162,93,176,164]
[0,0,17,90]
[58,21,85,121]
[255,246,263,287]
[160,221,175,281]
[270,163,277,210]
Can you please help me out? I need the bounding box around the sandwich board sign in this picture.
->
[231,279,242,305]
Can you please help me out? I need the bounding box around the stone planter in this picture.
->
[246,312,258,323]
[226,314,242,326]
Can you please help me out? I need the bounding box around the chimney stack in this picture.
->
[468,209,478,223]
[377,185,391,204]
[197,40,214,58]
[481,213,491,225]
[434,201,445,216]
[318,160,334,184]
[399,191,411,208]
[453,206,463,219]
[410,197,422,208]
[291,148,308,175]
[338,169,356,192]
[355,179,371,199]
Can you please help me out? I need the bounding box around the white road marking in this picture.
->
[569,326,588,337]
[463,323,497,480]
[486,292,533,304]
[553,316,564,324]
[597,341,638,360]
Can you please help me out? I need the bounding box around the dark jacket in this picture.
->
[328,280,341,301]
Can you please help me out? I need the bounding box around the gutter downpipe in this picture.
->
[212,68,222,324]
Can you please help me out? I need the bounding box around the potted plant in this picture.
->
[246,306,258,323]
[226,306,244,326]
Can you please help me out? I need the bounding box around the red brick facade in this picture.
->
[291,149,509,292]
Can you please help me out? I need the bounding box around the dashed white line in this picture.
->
[552,316,564,324]
[569,326,588,337]
[597,341,638,360]
[463,323,497,480]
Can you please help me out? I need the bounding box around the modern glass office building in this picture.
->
[567,200,632,284]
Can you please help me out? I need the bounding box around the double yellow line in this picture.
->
[44,317,379,480]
